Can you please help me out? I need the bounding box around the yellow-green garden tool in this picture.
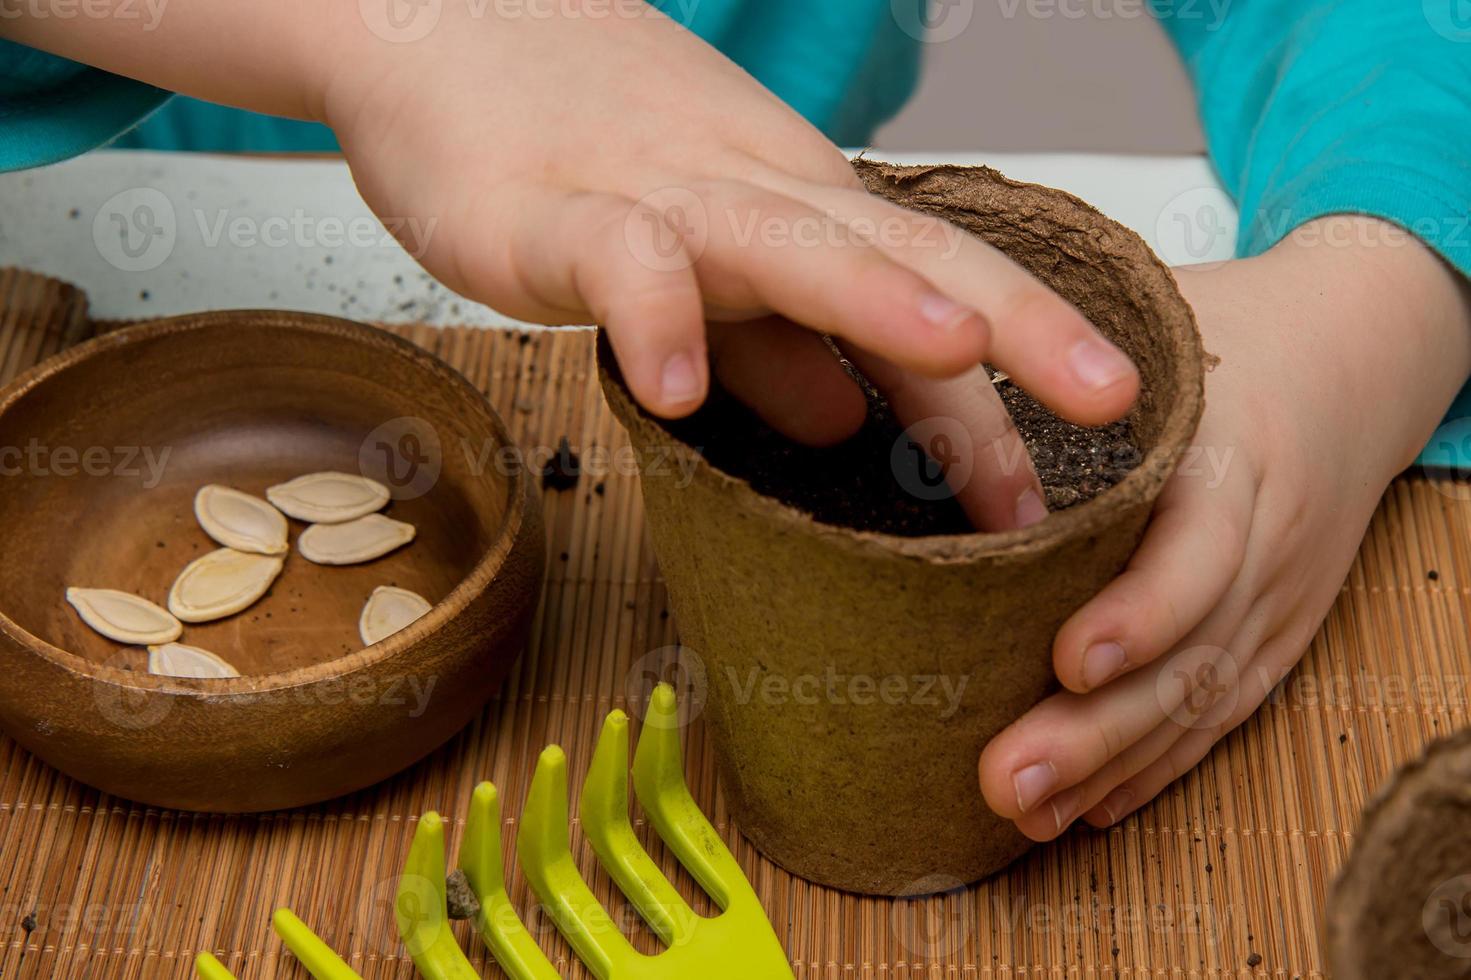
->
[398,682,795,980]
[192,683,790,979]
[194,908,363,979]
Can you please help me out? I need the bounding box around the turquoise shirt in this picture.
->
[3,0,1470,460]
[1150,0,1471,466]
[1,1,923,160]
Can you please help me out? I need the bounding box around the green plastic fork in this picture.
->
[192,683,790,980]
[400,682,794,980]
[194,908,363,979]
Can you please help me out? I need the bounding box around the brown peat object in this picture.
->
[1329,727,1471,979]
[599,162,1205,894]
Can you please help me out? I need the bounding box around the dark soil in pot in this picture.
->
[1328,727,1471,978]
[663,368,1140,536]
[600,161,1205,895]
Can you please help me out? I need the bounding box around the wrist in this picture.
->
[1270,215,1471,467]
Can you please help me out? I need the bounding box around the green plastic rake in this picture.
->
[195,683,793,980]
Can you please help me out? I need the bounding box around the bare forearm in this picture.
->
[1271,216,1471,470]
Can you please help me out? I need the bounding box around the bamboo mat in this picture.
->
[2,268,1470,980]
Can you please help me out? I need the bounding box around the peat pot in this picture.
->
[1328,728,1471,978]
[599,161,1205,894]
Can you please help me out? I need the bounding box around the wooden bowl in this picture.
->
[0,311,545,812]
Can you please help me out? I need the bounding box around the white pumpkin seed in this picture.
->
[168,547,284,623]
[147,642,240,679]
[298,514,416,565]
[195,484,288,555]
[358,586,433,646]
[266,471,390,524]
[65,587,182,645]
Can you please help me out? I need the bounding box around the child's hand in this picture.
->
[2,1,1139,529]
[319,5,1138,529]
[979,216,1471,839]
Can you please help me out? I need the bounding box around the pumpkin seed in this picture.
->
[195,484,288,555]
[65,587,182,645]
[168,547,284,623]
[298,514,416,565]
[147,641,240,679]
[266,471,390,524]
[358,585,432,646]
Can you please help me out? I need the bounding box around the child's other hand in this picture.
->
[979,216,1471,839]
[324,5,1137,530]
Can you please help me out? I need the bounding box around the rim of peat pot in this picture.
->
[0,310,547,806]
[599,211,1204,557]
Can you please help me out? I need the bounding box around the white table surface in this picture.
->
[0,150,1237,325]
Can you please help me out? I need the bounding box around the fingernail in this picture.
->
[918,291,973,331]
[660,352,701,405]
[1098,786,1134,825]
[1067,339,1134,392]
[1050,787,1083,834]
[1081,641,1127,690]
[1013,761,1059,814]
[1015,487,1048,528]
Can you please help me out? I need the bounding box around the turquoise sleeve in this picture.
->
[1153,0,1471,467]
[1152,0,1471,277]
[1,1,921,164]
[0,41,169,171]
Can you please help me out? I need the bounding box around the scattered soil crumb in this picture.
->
[445,870,480,920]
[540,437,580,491]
